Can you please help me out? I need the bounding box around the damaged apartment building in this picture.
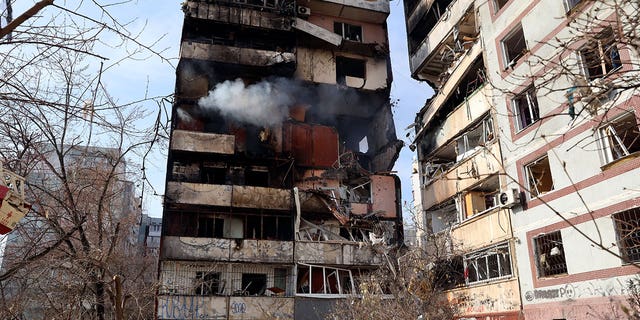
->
[407,0,640,319]
[157,0,402,319]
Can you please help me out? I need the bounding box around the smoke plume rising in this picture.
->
[198,78,299,126]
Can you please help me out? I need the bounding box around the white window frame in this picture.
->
[524,155,554,197]
[512,86,540,131]
[501,25,527,68]
[464,242,512,285]
[597,111,640,164]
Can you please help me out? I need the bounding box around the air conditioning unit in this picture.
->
[499,188,520,208]
[297,6,311,16]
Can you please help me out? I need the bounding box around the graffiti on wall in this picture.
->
[525,278,632,302]
[451,285,520,314]
[158,296,225,320]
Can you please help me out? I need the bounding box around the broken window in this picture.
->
[534,231,567,277]
[241,273,267,295]
[334,22,362,42]
[599,112,640,163]
[172,162,200,182]
[296,264,355,295]
[580,27,621,80]
[513,85,540,131]
[525,155,554,197]
[195,272,221,295]
[501,25,527,68]
[245,166,269,187]
[273,268,288,293]
[564,0,582,11]
[455,116,494,161]
[613,208,640,263]
[464,243,512,284]
[336,56,366,85]
[244,214,293,240]
[493,0,510,12]
[197,216,224,238]
[202,162,227,184]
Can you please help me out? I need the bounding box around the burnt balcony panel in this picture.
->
[304,0,390,24]
[161,236,294,263]
[295,241,383,265]
[231,185,291,210]
[166,181,233,207]
[180,42,296,67]
[170,129,235,155]
[183,1,294,30]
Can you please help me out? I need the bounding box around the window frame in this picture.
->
[533,231,568,278]
[597,111,640,164]
[524,155,554,198]
[492,0,510,13]
[501,25,527,69]
[613,208,640,263]
[563,0,583,12]
[579,27,622,80]
[334,22,363,42]
[464,242,513,285]
[512,85,540,132]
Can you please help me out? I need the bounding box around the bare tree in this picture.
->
[0,1,171,319]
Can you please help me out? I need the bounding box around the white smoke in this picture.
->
[198,78,297,126]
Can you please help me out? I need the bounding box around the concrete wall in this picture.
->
[308,15,387,44]
[447,278,520,316]
[451,208,511,251]
[162,237,294,263]
[180,42,296,66]
[170,130,235,155]
[158,296,294,320]
[295,241,382,265]
[167,182,291,210]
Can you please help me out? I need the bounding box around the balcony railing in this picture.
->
[161,236,294,263]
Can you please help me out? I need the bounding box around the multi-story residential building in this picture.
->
[139,213,162,254]
[407,0,640,319]
[157,0,403,319]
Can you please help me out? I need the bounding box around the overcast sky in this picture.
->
[12,0,433,219]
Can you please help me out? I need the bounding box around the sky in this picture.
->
[11,0,433,218]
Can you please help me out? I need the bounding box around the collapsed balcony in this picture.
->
[408,0,477,85]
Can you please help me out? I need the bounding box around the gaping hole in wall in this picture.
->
[170,157,289,188]
[502,25,527,68]
[525,155,554,197]
[580,27,621,80]
[534,231,567,277]
[598,112,640,164]
[336,56,366,85]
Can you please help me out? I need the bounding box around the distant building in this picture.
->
[138,213,162,254]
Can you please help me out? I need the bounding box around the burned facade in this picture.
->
[158,0,401,319]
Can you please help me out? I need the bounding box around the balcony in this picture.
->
[181,42,296,67]
[409,0,476,83]
[170,130,235,155]
[446,278,520,315]
[421,142,501,209]
[183,1,293,31]
[451,208,511,250]
[304,0,390,24]
[295,241,383,265]
[158,295,294,320]
[161,236,294,263]
[421,84,491,155]
[166,181,291,210]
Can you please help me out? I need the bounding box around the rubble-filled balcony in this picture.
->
[304,0,390,24]
[408,0,476,83]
